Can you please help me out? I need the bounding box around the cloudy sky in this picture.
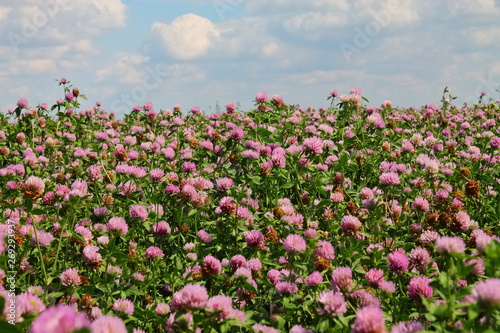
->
[1,0,499,117]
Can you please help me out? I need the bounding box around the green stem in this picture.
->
[32,222,49,285]
[293,164,308,229]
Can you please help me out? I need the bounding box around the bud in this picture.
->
[269,314,281,322]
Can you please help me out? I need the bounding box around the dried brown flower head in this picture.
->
[465,179,480,198]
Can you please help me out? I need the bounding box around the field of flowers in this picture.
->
[0,80,499,333]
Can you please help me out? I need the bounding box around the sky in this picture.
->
[1,0,500,118]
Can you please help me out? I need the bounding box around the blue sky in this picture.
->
[1,0,500,117]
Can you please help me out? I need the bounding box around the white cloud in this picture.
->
[0,6,11,23]
[215,17,283,56]
[96,53,150,84]
[380,1,420,25]
[87,1,127,28]
[280,1,422,41]
[8,85,30,100]
[151,14,220,60]
[1,0,500,117]
[1,0,127,47]
[261,41,281,58]
[446,0,500,16]
[12,59,57,75]
[148,14,298,69]
[491,62,500,76]
[466,26,500,47]
[283,11,350,39]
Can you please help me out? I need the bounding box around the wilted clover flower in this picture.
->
[341,215,362,236]
[314,240,335,260]
[202,255,222,277]
[22,176,45,200]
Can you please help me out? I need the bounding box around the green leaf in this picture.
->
[316,318,330,333]
[467,304,479,320]
[0,322,22,333]
[71,231,86,244]
[72,329,91,333]
[175,256,183,271]
[256,128,272,139]
[337,152,349,168]
[31,208,46,215]
[48,292,64,299]
[112,252,131,264]
[486,239,500,263]
[354,266,366,274]
[282,298,297,310]
[424,313,436,321]
[24,197,33,212]
[124,286,143,296]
